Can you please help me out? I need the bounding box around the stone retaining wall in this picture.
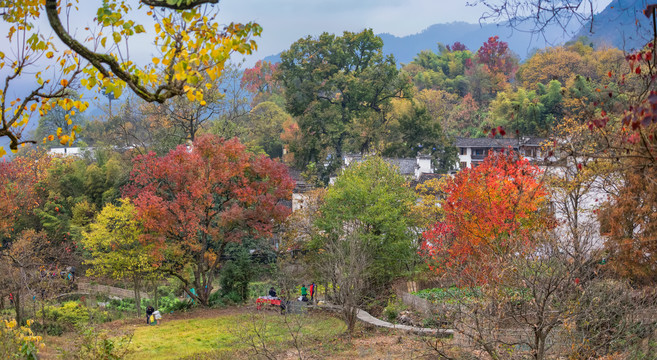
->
[399,291,433,315]
[77,282,150,299]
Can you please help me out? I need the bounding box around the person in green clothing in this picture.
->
[300,284,308,302]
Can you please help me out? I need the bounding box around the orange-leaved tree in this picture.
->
[421,150,550,284]
[124,134,294,306]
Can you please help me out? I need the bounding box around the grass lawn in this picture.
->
[127,309,346,359]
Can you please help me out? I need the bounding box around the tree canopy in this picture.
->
[421,151,550,284]
[124,134,294,306]
[278,29,411,172]
[0,0,261,155]
[312,156,419,290]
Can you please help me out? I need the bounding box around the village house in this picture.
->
[455,137,545,169]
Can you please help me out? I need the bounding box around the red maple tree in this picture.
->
[124,135,294,305]
[0,151,52,237]
[241,60,280,97]
[421,151,550,284]
[476,36,518,80]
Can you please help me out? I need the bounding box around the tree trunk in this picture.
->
[343,305,357,334]
[14,290,21,326]
[134,276,141,318]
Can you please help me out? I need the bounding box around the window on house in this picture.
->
[460,147,467,155]
[473,148,485,156]
[460,162,467,169]
[528,148,536,157]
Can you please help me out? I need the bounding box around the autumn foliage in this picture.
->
[421,151,550,284]
[124,135,294,305]
[0,151,52,237]
[475,35,517,80]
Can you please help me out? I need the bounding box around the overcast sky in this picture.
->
[217,0,613,62]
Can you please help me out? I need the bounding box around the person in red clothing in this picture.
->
[309,283,315,302]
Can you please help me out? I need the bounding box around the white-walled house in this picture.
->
[48,147,91,157]
[342,154,433,180]
[455,137,545,169]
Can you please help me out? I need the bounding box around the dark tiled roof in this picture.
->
[344,154,418,175]
[285,166,312,194]
[454,137,546,148]
[294,182,314,193]
[384,158,416,175]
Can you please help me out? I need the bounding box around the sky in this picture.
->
[216,0,614,63]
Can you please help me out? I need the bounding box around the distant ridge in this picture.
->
[263,1,648,67]
[263,21,571,65]
[575,0,653,51]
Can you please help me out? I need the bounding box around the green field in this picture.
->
[127,311,346,359]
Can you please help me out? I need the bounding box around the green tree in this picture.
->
[407,44,473,95]
[486,81,566,136]
[384,103,457,172]
[242,101,292,158]
[278,29,411,173]
[311,156,419,294]
[82,199,158,317]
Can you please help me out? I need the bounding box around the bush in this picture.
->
[221,290,244,305]
[248,282,272,299]
[0,319,42,360]
[106,298,149,313]
[569,280,657,358]
[414,287,482,304]
[383,296,405,323]
[207,292,226,308]
[38,301,111,330]
[32,321,64,336]
[422,317,441,328]
[160,298,194,313]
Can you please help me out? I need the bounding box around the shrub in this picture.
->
[414,287,482,304]
[568,280,657,358]
[0,319,42,360]
[160,298,194,313]
[248,282,272,299]
[207,292,226,308]
[38,301,111,330]
[32,321,64,336]
[383,296,404,323]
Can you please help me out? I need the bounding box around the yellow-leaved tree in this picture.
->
[82,198,158,317]
[0,0,261,156]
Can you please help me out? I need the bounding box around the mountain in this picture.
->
[264,21,572,66]
[379,21,573,64]
[575,0,653,51]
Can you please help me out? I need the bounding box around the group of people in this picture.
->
[268,282,316,303]
[300,283,315,302]
[145,305,162,325]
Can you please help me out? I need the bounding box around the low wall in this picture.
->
[399,291,433,316]
[77,282,150,300]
